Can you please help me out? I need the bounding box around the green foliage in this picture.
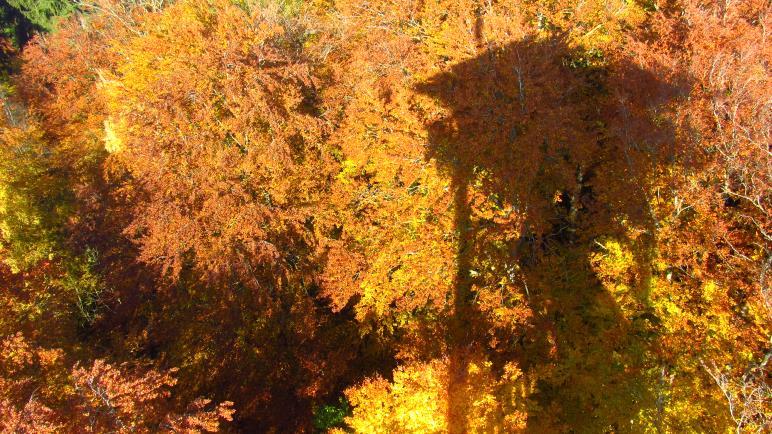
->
[4,0,75,32]
[60,248,107,328]
[313,396,351,432]
[0,2,35,47]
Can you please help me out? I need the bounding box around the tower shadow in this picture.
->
[415,32,687,431]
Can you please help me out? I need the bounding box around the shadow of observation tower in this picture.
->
[415,28,686,432]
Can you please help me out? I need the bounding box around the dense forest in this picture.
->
[0,0,769,432]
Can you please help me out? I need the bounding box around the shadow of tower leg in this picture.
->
[447,168,475,433]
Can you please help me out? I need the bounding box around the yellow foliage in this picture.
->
[344,358,530,433]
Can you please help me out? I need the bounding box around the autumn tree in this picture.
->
[0,0,768,432]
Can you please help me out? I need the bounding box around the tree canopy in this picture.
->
[0,0,769,432]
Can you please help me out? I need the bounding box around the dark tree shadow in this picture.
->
[415,29,689,432]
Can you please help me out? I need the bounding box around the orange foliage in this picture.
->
[72,360,234,433]
[0,0,769,431]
